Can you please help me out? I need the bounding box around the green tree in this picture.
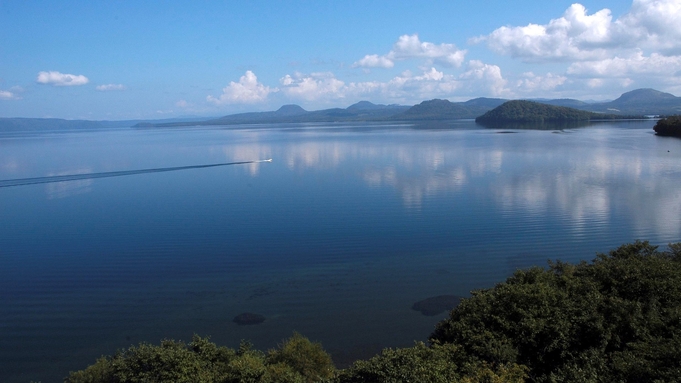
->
[266,332,335,382]
[337,342,526,383]
[66,334,334,383]
[431,241,681,382]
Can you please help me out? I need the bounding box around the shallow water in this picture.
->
[1,120,680,382]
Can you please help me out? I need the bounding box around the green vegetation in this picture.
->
[66,333,335,383]
[431,241,681,382]
[67,241,681,383]
[475,100,619,124]
[653,115,681,137]
[337,342,526,383]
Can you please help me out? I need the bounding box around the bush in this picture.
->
[266,332,335,382]
[66,334,334,383]
[431,241,681,382]
[337,341,526,383]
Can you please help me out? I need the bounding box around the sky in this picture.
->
[1,0,680,120]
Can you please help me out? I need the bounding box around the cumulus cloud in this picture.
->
[353,34,467,68]
[0,90,18,100]
[516,72,568,93]
[458,61,509,96]
[96,84,126,91]
[618,0,681,54]
[387,68,461,97]
[568,51,681,77]
[207,70,275,104]
[278,63,514,104]
[477,0,681,62]
[279,72,346,101]
[476,4,613,61]
[354,54,395,69]
[36,71,89,86]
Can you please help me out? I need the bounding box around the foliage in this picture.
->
[475,100,619,124]
[337,341,526,383]
[431,241,681,382]
[653,115,681,137]
[65,334,335,383]
[266,332,335,382]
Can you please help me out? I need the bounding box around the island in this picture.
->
[653,115,681,137]
[475,100,622,124]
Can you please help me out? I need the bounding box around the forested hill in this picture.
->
[475,100,622,124]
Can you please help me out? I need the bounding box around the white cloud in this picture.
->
[279,72,346,101]
[36,71,89,86]
[354,54,395,69]
[458,61,509,97]
[207,70,275,105]
[353,34,466,68]
[0,90,18,100]
[96,84,126,91]
[618,0,681,53]
[277,63,513,105]
[516,72,568,93]
[381,68,461,99]
[478,0,681,62]
[176,100,188,108]
[587,78,605,88]
[567,51,681,77]
[477,4,612,61]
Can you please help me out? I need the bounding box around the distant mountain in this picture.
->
[136,102,410,127]
[347,101,381,110]
[476,100,621,124]
[462,97,508,108]
[613,88,677,104]
[273,104,307,116]
[101,116,217,128]
[534,98,590,109]
[4,88,676,131]
[346,101,407,111]
[393,98,507,120]
[0,118,106,131]
[584,89,681,115]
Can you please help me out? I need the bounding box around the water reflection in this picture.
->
[476,120,593,131]
[2,121,680,383]
[214,124,680,235]
[45,169,93,199]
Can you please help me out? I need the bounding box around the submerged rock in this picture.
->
[412,295,462,316]
[233,312,266,325]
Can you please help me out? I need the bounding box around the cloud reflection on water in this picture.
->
[220,127,681,238]
[45,168,93,199]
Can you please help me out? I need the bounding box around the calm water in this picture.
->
[1,120,680,382]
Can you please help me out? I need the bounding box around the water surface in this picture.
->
[1,120,680,382]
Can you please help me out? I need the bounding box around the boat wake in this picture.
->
[0,159,273,188]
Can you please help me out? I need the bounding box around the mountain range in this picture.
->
[135,88,679,127]
[1,88,680,131]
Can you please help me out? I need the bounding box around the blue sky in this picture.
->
[1,0,678,120]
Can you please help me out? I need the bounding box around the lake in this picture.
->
[1,120,680,382]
